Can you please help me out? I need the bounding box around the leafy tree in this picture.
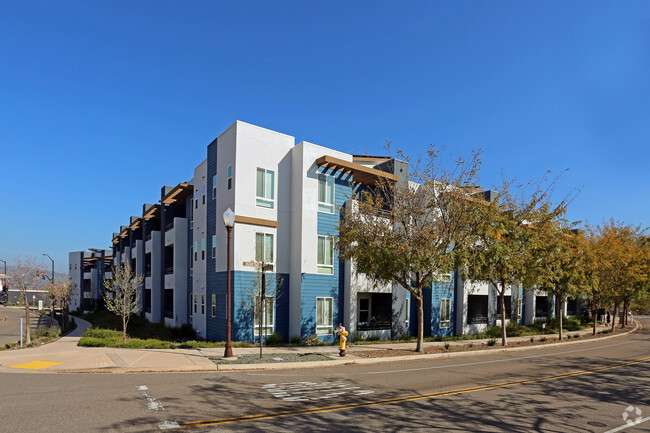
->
[535,223,583,340]
[103,262,143,343]
[8,256,44,345]
[574,231,603,336]
[592,221,648,331]
[337,146,483,352]
[466,176,572,346]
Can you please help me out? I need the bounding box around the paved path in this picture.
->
[0,317,639,374]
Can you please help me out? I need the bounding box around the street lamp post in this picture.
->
[43,254,55,324]
[223,208,235,358]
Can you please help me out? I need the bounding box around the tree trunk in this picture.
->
[623,300,629,327]
[611,302,618,333]
[499,285,507,347]
[25,301,31,345]
[415,295,424,353]
[592,308,597,336]
[123,315,127,343]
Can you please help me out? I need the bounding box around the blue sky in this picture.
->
[1,1,648,272]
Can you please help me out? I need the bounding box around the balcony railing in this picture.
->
[165,221,174,232]
[467,316,488,325]
[164,266,174,275]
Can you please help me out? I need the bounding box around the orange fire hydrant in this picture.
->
[337,325,349,356]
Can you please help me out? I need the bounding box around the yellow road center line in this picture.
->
[178,355,650,429]
[0,314,6,326]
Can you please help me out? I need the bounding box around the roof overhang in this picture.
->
[316,155,399,186]
[129,218,142,230]
[143,204,161,219]
[162,183,193,204]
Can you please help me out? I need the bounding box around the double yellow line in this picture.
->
[178,355,650,429]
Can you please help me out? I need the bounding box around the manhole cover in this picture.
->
[587,421,607,427]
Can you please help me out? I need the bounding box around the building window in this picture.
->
[201,294,205,315]
[201,238,205,260]
[190,200,194,228]
[212,235,216,259]
[318,173,335,213]
[405,297,410,328]
[317,235,333,274]
[358,296,370,322]
[190,245,194,270]
[440,298,451,329]
[517,298,523,321]
[213,175,217,199]
[202,184,206,205]
[253,296,274,336]
[255,233,274,264]
[193,294,197,314]
[227,165,232,190]
[256,167,275,209]
[316,297,333,335]
[195,190,198,209]
[194,241,198,262]
[211,294,216,317]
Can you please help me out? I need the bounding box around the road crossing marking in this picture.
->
[263,380,374,402]
[175,355,650,429]
[10,361,63,370]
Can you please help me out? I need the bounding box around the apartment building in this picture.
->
[72,120,567,343]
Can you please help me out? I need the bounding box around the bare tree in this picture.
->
[8,256,44,345]
[103,262,143,343]
[240,262,283,358]
[50,278,78,331]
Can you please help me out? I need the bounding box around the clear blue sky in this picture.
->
[1,1,648,272]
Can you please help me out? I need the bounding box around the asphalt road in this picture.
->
[0,306,56,346]
[0,318,648,433]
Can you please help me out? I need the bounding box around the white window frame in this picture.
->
[440,298,451,329]
[256,167,275,209]
[211,294,216,317]
[318,173,335,213]
[255,233,274,265]
[358,294,370,324]
[253,296,274,336]
[405,297,410,328]
[227,165,232,190]
[212,235,216,259]
[317,235,334,274]
[316,297,333,335]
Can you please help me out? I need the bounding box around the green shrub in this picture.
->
[303,334,325,346]
[573,334,580,339]
[540,337,547,342]
[530,337,534,343]
[266,332,283,346]
[468,343,473,348]
[444,343,450,350]
[487,339,497,346]
[290,336,301,345]
[485,326,501,338]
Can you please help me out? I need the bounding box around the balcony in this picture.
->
[164,266,174,275]
[165,221,174,232]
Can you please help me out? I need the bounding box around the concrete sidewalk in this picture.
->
[0,318,636,374]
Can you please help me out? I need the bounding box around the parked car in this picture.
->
[0,289,7,306]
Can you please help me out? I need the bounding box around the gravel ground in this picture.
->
[212,352,335,364]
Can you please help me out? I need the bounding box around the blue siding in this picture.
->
[429,279,455,336]
[299,168,351,340]
[206,271,289,342]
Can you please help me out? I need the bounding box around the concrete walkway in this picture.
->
[0,318,637,374]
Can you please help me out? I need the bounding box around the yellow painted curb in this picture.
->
[10,361,63,370]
